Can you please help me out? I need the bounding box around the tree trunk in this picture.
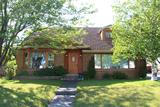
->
[135,58,147,78]
[151,62,158,80]
[0,66,5,76]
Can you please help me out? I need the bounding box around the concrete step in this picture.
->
[62,74,79,81]
[48,95,75,107]
[56,87,77,95]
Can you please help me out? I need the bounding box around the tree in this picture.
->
[85,56,96,79]
[21,27,87,49]
[0,0,94,66]
[112,0,160,80]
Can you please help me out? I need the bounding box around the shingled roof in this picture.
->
[22,27,113,51]
[82,27,113,51]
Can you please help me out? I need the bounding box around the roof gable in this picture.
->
[82,27,112,50]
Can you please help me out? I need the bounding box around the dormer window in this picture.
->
[105,32,112,38]
[99,28,112,40]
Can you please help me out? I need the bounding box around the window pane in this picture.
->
[24,51,28,66]
[119,60,128,68]
[129,61,135,68]
[40,53,46,69]
[101,54,129,69]
[105,32,112,38]
[48,53,54,67]
[30,52,46,69]
[112,60,128,69]
[102,54,112,69]
[94,54,101,69]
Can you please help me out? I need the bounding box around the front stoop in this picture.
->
[56,87,77,95]
[48,80,78,107]
[61,74,79,81]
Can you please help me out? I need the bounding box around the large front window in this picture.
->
[24,49,55,69]
[30,52,46,69]
[102,54,112,69]
[94,54,134,69]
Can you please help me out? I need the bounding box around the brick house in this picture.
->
[16,26,142,79]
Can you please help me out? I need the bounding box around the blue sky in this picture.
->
[74,0,115,27]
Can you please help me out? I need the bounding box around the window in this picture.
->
[25,51,55,69]
[72,56,76,62]
[129,61,135,68]
[48,53,54,67]
[94,54,134,69]
[105,32,112,38]
[102,55,112,69]
[118,60,129,68]
[24,51,28,66]
[30,52,46,69]
[94,54,101,69]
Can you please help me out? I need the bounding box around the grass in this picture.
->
[74,79,160,107]
[0,79,61,107]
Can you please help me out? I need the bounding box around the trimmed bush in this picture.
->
[33,66,67,76]
[33,68,54,76]
[53,66,68,76]
[103,73,112,79]
[82,71,89,79]
[85,56,96,79]
[112,72,128,79]
[139,70,147,79]
[5,60,17,80]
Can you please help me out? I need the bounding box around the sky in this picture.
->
[18,0,116,38]
[74,0,115,27]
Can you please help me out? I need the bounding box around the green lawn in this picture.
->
[0,79,61,107]
[74,80,160,107]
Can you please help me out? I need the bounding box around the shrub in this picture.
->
[33,68,54,76]
[85,56,96,79]
[139,70,147,79]
[16,70,29,76]
[103,73,112,79]
[5,60,17,80]
[53,66,67,76]
[112,72,128,79]
[82,71,89,79]
[33,66,67,76]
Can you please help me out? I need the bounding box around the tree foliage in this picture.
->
[112,0,160,63]
[21,27,87,49]
[0,0,94,66]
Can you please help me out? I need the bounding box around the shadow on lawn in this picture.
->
[16,80,61,86]
[0,86,51,107]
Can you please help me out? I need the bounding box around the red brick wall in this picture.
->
[16,49,23,70]
[96,68,139,79]
[54,54,64,67]
[82,53,140,79]
[16,48,143,79]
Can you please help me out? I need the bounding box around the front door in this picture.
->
[68,51,79,74]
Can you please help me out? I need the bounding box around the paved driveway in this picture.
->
[147,73,160,80]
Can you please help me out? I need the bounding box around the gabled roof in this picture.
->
[21,27,113,51]
[82,27,112,51]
